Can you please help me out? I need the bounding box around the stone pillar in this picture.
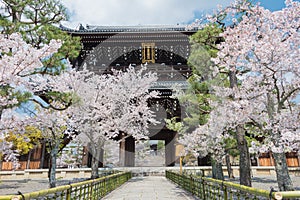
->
[165,135,176,166]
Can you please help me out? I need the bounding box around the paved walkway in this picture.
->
[1,174,299,197]
[102,176,199,200]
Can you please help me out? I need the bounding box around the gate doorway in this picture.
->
[136,140,165,167]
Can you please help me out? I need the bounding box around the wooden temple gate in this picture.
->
[63,24,196,167]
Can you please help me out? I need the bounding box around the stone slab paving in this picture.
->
[102,176,199,200]
[0,174,299,196]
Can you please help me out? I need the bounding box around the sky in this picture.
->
[61,0,299,28]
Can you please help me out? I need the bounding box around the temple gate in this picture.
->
[61,24,198,167]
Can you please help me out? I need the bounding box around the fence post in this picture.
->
[190,176,194,195]
[66,186,71,200]
[202,177,206,200]
[89,180,93,199]
[222,182,228,200]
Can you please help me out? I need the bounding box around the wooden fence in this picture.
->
[166,170,300,200]
[0,171,131,200]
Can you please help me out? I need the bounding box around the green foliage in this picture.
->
[35,90,81,111]
[188,24,223,79]
[167,25,224,133]
[177,75,212,129]
[178,25,225,129]
[190,24,223,56]
[45,91,73,104]
[0,0,81,74]
[157,140,164,151]
[0,85,32,109]
[165,117,183,132]
[223,136,239,157]
[0,0,68,33]
[34,25,81,74]
[44,125,68,154]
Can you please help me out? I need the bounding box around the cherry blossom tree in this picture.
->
[24,68,87,187]
[0,33,62,113]
[179,109,227,180]
[182,0,299,188]
[211,0,255,187]
[179,90,251,180]
[0,2,80,183]
[213,0,300,191]
[71,66,158,178]
[0,33,62,166]
[34,108,76,188]
[178,0,256,184]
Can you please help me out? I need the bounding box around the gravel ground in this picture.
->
[0,175,299,196]
[0,178,88,196]
[233,175,300,191]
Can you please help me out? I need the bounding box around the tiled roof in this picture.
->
[60,24,198,33]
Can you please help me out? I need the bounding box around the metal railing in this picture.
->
[166,170,300,200]
[0,171,131,200]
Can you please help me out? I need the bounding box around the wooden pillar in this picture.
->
[81,147,90,167]
[40,141,46,169]
[125,136,135,167]
[26,149,33,169]
[119,136,135,167]
[270,152,275,166]
[165,134,176,166]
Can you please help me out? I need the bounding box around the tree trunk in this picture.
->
[236,125,252,187]
[229,70,252,186]
[91,148,101,179]
[272,152,294,191]
[266,94,294,191]
[211,158,224,180]
[0,107,3,120]
[225,154,234,179]
[49,144,59,188]
[229,71,238,89]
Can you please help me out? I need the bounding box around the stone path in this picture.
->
[102,176,199,200]
[1,174,299,197]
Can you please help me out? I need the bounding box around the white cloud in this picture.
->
[61,0,232,28]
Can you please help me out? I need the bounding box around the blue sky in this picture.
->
[256,0,289,11]
[61,0,299,27]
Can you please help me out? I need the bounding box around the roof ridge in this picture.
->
[60,24,199,33]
